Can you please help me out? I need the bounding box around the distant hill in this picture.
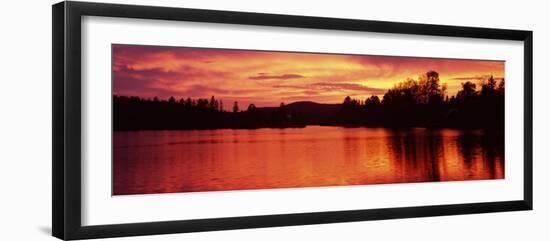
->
[257,101,342,125]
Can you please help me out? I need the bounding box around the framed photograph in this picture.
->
[52,1,533,240]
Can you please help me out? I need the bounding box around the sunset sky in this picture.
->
[113,44,504,109]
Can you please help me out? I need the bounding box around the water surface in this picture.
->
[113,126,504,195]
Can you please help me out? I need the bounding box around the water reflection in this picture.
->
[113,126,504,195]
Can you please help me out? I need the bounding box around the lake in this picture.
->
[113,126,504,195]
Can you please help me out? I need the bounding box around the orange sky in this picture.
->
[113,44,504,109]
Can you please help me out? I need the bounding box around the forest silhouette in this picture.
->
[113,71,504,131]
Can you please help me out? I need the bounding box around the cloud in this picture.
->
[113,64,235,98]
[451,75,504,81]
[178,85,231,96]
[113,44,505,106]
[115,64,230,83]
[248,73,305,80]
[302,90,320,96]
[272,84,305,89]
[311,82,385,93]
[113,44,257,65]
[273,82,386,95]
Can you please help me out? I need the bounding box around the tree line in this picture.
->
[114,70,504,131]
[113,95,305,130]
[334,70,504,129]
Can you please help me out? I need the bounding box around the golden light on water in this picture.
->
[113,127,503,195]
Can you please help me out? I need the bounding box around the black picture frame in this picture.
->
[52,1,533,240]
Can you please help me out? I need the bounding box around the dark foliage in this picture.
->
[114,71,504,131]
[113,96,306,131]
[331,72,504,129]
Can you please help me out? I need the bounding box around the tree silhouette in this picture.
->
[113,71,504,131]
[343,96,352,106]
[481,76,497,97]
[457,81,477,101]
[365,95,381,109]
[247,103,257,112]
[209,96,218,110]
[497,78,505,95]
[233,101,239,113]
